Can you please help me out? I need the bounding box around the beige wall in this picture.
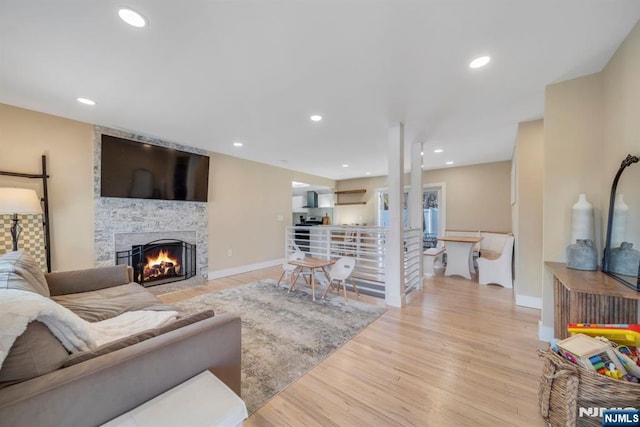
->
[542,72,603,331]
[207,156,335,273]
[540,21,640,335]
[513,120,543,301]
[425,161,512,232]
[543,73,604,260]
[602,20,640,240]
[0,104,95,271]
[0,103,335,275]
[335,161,512,233]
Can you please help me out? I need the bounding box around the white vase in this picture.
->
[571,193,594,244]
[611,193,628,248]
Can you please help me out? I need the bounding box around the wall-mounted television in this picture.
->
[100,134,210,202]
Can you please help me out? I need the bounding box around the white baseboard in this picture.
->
[208,258,284,280]
[538,320,554,342]
[515,294,542,309]
[385,293,404,308]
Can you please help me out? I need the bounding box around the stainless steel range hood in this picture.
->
[303,191,318,208]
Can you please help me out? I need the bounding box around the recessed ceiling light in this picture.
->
[77,97,95,106]
[420,151,424,156]
[365,172,371,175]
[342,164,349,168]
[434,149,443,153]
[118,8,147,28]
[310,115,323,122]
[469,56,490,69]
[446,161,454,165]
[233,141,243,147]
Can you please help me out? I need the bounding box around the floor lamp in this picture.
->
[0,188,43,251]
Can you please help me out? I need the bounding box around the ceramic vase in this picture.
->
[609,241,640,277]
[566,239,597,271]
[571,193,594,243]
[611,193,628,248]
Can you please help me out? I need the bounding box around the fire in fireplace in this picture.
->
[139,246,182,283]
[116,239,196,287]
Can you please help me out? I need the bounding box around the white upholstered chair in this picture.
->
[477,235,514,288]
[322,257,359,302]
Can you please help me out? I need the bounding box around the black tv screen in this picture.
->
[100,135,210,202]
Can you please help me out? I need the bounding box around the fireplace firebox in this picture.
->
[116,239,196,287]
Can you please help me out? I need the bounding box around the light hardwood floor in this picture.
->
[158,268,547,426]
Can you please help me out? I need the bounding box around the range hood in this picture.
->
[303,191,318,208]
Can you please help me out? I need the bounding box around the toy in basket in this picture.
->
[538,348,640,427]
[609,341,640,378]
[567,323,640,346]
[556,334,626,378]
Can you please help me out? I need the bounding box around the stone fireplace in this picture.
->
[93,126,208,284]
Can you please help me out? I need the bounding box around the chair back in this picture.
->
[501,236,515,261]
[289,251,305,261]
[330,257,356,281]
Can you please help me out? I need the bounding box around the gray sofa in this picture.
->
[0,251,241,427]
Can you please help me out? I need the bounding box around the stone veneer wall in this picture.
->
[93,126,208,280]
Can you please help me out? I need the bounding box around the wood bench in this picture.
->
[443,230,512,269]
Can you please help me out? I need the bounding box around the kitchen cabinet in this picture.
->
[318,193,334,208]
[292,196,307,213]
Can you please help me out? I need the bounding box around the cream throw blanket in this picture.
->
[0,289,179,370]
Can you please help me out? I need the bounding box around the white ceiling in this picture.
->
[2,1,640,180]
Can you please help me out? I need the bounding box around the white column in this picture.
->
[385,123,405,307]
[410,142,424,286]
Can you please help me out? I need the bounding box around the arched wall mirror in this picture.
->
[602,154,640,291]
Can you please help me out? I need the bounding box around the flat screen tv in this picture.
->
[100,134,209,202]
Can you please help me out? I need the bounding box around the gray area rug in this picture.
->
[173,279,386,414]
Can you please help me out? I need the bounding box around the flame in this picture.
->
[142,248,181,281]
[146,249,178,267]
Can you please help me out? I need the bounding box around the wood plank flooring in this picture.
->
[158,268,547,426]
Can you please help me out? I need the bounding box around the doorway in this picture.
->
[376,183,446,249]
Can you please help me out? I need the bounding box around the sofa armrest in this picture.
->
[0,313,241,427]
[46,265,134,296]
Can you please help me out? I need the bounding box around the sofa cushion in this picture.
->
[0,251,49,297]
[157,309,215,335]
[63,310,215,367]
[52,282,177,322]
[45,265,131,296]
[0,321,69,385]
[63,330,155,367]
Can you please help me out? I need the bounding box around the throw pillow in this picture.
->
[0,321,69,385]
[0,251,49,297]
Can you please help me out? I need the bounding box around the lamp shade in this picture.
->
[0,188,43,214]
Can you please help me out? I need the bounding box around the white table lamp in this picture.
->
[0,188,43,251]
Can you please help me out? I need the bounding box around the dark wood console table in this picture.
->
[546,262,640,339]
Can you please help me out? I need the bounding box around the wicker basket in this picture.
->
[538,349,640,427]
